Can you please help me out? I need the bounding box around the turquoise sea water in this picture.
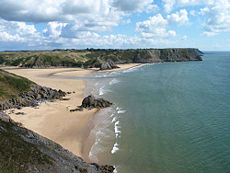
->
[85,52,230,173]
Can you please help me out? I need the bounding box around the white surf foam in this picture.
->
[113,166,118,173]
[117,110,126,114]
[111,142,119,154]
[122,63,147,73]
[109,78,120,85]
[114,120,121,138]
[88,108,117,163]
[99,87,104,95]
[116,107,126,114]
[112,117,117,123]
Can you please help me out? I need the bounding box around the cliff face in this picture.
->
[0,112,114,173]
[0,69,66,110]
[0,48,203,69]
[132,48,203,63]
[0,70,114,172]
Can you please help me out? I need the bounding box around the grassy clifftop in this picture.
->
[0,50,88,68]
[0,70,34,101]
[0,112,114,173]
[0,118,53,173]
[0,70,114,172]
[0,48,203,69]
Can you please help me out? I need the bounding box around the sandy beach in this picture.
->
[4,63,140,161]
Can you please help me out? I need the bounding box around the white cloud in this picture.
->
[136,9,189,38]
[61,33,173,49]
[136,14,177,38]
[0,0,125,34]
[0,0,156,31]
[162,0,175,13]
[112,0,154,12]
[44,22,67,38]
[0,32,23,42]
[167,9,189,25]
[162,0,212,13]
[200,0,230,36]
[0,16,174,50]
[146,4,159,14]
[0,19,40,43]
[0,0,63,22]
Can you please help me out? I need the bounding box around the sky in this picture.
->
[0,0,230,51]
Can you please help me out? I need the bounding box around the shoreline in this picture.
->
[4,63,141,162]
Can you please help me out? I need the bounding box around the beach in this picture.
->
[4,63,140,161]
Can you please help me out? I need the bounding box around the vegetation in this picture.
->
[0,48,203,68]
[0,69,34,101]
[0,120,53,173]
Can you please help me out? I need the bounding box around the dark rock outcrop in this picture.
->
[70,95,112,112]
[0,84,66,110]
[81,95,112,109]
[0,112,114,173]
[100,59,119,70]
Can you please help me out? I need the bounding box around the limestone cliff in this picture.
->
[0,48,203,69]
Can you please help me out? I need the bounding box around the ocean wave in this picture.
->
[113,166,118,173]
[109,78,120,85]
[122,64,148,73]
[94,71,120,78]
[88,108,116,163]
[114,120,121,138]
[99,87,104,96]
[99,88,111,96]
[93,64,146,78]
[111,142,119,154]
[112,117,117,123]
[116,107,126,114]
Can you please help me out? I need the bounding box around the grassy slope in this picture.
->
[0,120,53,173]
[0,51,90,67]
[0,69,34,101]
[0,48,202,68]
[0,49,141,67]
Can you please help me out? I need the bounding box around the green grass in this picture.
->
[0,120,53,173]
[0,49,202,68]
[0,70,34,101]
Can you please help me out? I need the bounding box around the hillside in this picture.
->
[0,112,114,173]
[0,70,114,172]
[0,48,203,69]
[0,70,66,110]
[0,69,34,101]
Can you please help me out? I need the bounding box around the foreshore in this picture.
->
[4,63,141,161]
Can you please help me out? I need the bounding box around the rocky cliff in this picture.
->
[0,69,66,110]
[0,70,114,172]
[0,112,114,173]
[132,48,203,63]
[0,48,203,70]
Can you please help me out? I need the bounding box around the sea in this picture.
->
[83,52,230,173]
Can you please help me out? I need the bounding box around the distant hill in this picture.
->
[0,48,203,69]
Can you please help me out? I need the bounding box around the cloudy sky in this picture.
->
[0,0,230,51]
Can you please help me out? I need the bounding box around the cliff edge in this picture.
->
[0,48,203,70]
[0,112,114,173]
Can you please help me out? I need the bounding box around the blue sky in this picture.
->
[0,0,230,51]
